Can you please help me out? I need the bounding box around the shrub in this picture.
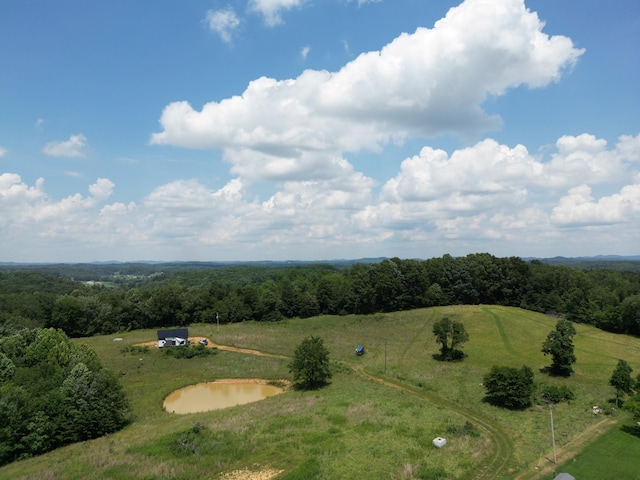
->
[484,365,535,409]
[539,384,575,404]
[163,344,215,359]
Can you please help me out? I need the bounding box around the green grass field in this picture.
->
[1,306,639,480]
[539,423,640,479]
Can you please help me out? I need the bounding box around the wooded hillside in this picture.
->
[1,254,639,338]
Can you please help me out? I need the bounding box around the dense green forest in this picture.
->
[0,327,129,465]
[1,254,640,339]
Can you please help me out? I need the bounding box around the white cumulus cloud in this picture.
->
[205,7,241,43]
[89,178,115,201]
[543,134,626,187]
[152,0,584,184]
[43,134,88,158]
[0,174,118,242]
[551,181,640,226]
[2,130,640,261]
[248,0,306,26]
[366,132,640,248]
[381,140,538,204]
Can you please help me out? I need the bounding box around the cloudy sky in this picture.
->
[1,0,639,262]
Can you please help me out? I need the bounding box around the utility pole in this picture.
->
[540,395,557,465]
[549,403,557,464]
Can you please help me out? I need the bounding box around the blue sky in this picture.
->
[1,0,639,262]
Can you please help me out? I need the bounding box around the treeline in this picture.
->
[1,253,640,338]
[0,328,129,465]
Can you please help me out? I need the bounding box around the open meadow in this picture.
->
[1,305,639,480]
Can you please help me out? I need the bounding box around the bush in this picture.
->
[121,345,150,355]
[484,365,535,409]
[163,344,215,359]
[539,384,575,404]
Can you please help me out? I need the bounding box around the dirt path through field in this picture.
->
[206,341,288,359]
[134,337,288,359]
[136,336,609,480]
[140,337,512,479]
[513,416,618,480]
[219,468,284,480]
[353,365,513,480]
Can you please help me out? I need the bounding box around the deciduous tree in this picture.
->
[289,336,331,390]
[0,353,15,383]
[432,317,469,361]
[541,319,576,376]
[610,359,634,407]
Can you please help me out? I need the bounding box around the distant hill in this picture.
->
[529,255,640,272]
[0,258,388,282]
[3,255,640,280]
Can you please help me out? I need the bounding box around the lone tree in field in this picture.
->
[541,319,576,376]
[483,365,535,409]
[289,335,332,390]
[432,317,469,361]
[610,359,634,407]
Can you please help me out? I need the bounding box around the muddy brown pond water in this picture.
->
[163,380,285,414]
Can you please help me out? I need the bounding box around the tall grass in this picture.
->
[1,306,639,479]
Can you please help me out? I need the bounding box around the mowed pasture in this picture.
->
[1,306,639,480]
[539,423,640,479]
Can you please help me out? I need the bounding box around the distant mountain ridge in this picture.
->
[0,257,387,268]
[531,255,640,262]
[1,254,640,289]
[526,255,640,273]
[4,255,640,267]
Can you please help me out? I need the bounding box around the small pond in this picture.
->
[163,380,285,414]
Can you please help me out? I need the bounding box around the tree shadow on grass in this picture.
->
[539,365,572,378]
[431,351,467,362]
[606,396,623,407]
[291,380,332,391]
[621,424,640,438]
[481,396,531,410]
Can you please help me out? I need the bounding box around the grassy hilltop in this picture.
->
[1,306,639,480]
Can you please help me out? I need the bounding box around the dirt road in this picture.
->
[135,337,288,359]
[136,337,607,480]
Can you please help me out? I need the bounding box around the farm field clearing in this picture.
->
[535,422,640,479]
[1,306,638,480]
